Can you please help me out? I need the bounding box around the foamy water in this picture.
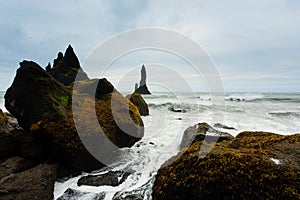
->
[1,92,300,199]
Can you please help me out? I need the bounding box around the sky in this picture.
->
[0,0,300,92]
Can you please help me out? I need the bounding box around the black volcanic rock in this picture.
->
[0,164,57,200]
[134,65,151,94]
[5,61,71,131]
[5,60,144,171]
[47,45,89,86]
[180,122,234,149]
[77,171,130,187]
[57,188,105,200]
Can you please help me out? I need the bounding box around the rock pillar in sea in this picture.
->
[140,65,146,87]
[134,65,151,94]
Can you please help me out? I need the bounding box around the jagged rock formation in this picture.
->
[5,60,144,171]
[134,65,151,94]
[153,129,300,199]
[0,45,147,200]
[46,45,89,86]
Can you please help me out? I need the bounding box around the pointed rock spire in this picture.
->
[47,45,89,86]
[134,65,151,94]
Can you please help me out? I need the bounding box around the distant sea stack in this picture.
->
[134,65,151,94]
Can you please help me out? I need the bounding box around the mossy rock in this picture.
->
[153,132,300,199]
[126,93,149,116]
[5,61,144,171]
[5,61,70,130]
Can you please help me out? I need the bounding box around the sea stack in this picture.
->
[134,65,151,94]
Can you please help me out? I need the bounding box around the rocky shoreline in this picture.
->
[152,122,300,199]
[0,45,299,199]
[0,45,148,199]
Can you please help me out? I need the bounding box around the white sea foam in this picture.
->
[1,92,299,199]
[55,92,300,199]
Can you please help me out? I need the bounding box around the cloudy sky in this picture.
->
[0,0,299,92]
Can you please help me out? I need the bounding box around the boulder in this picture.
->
[113,194,143,200]
[57,188,105,200]
[77,171,130,187]
[5,60,71,131]
[0,164,57,200]
[5,61,144,171]
[126,93,149,116]
[47,45,89,86]
[153,132,300,199]
[0,157,37,179]
[213,123,236,130]
[180,122,234,149]
[168,107,186,113]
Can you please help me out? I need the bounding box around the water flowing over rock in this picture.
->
[153,131,300,199]
[46,45,89,86]
[57,188,105,200]
[134,65,151,94]
[180,122,234,149]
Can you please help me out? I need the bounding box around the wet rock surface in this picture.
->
[78,171,131,187]
[57,188,105,200]
[180,122,234,149]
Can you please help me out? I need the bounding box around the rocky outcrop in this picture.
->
[213,123,236,130]
[153,131,300,199]
[5,60,144,171]
[0,163,57,200]
[46,45,89,86]
[180,122,234,149]
[77,171,130,187]
[57,188,105,200]
[126,93,149,116]
[0,112,23,135]
[0,157,37,179]
[5,61,71,131]
[134,65,151,94]
[113,194,143,200]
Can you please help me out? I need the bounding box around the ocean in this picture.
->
[1,92,300,199]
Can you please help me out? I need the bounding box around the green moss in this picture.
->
[153,133,300,200]
[51,90,70,108]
